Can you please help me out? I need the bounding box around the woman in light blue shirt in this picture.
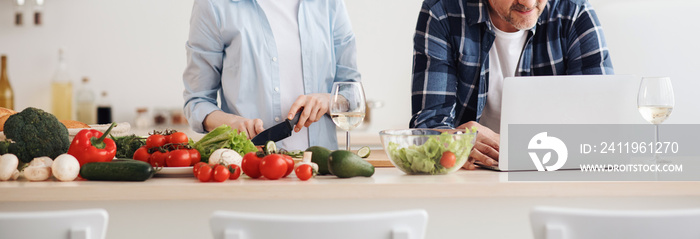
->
[183,0,360,150]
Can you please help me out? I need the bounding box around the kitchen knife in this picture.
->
[251,112,302,146]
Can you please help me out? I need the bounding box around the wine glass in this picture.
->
[637,76,674,162]
[330,81,366,151]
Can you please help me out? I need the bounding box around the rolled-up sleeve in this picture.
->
[410,2,458,129]
[331,0,361,83]
[183,0,225,133]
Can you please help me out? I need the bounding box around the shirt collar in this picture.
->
[468,0,548,32]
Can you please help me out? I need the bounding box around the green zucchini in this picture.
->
[80,159,155,181]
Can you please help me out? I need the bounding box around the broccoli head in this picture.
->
[4,107,70,163]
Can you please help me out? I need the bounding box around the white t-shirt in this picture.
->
[480,25,528,134]
[257,0,309,150]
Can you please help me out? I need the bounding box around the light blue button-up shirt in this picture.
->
[183,0,360,150]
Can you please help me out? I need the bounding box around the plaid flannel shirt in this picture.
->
[410,0,614,129]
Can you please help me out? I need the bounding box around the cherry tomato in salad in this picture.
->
[260,154,288,180]
[193,162,209,175]
[440,151,456,168]
[295,164,314,181]
[212,164,230,182]
[282,155,294,178]
[133,146,151,163]
[227,164,241,180]
[241,152,263,179]
[188,148,201,166]
[150,150,168,167]
[168,132,189,145]
[146,134,166,149]
[197,165,213,182]
[166,149,191,167]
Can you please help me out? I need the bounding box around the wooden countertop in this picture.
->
[2,156,699,202]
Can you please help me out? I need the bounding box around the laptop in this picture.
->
[488,75,647,171]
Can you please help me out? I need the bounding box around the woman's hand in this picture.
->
[203,111,264,139]
[287,93,331,132]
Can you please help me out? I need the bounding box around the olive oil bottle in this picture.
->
[51,49,73,120]
[0,55,14,110]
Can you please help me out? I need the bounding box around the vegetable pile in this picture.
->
[386,129,477,174]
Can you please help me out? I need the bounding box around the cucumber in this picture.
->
[328,150,374,178]
[80,159,155,181]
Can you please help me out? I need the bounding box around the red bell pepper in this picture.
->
[67,122,118,167]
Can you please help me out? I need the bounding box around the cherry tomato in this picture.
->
[295,164,314,181]
[133,146,151,163]
[166,149,191,167]
[150,150,168,167]
[227,164,241,180]
[440,151,456,168]
[193,162,208,175]
[146,134,167,149]
[197,165,213,182]
[241,152,263,179]
[212,164,230,182]
[282,155,294,178]
[168,132,189,145]
[188,149,201,166]
[260,154,288,180]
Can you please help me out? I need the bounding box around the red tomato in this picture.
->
[212,164,230,182]
[283,155,294,178]
[146,134,167,149]
[197,165,213,182]
[193,162,209,175]
[295,164,314,181]
[227,164,241,180]
[260,154,288,180]
[188,149,201,166]
[150,150,168,167]
[241,152,263,179]
[168,132,189,145]
[166,149,191,167]
[133,146,151,163]
[440,151,456,168]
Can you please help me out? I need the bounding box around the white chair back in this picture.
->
[531,206,700,239]
[0,208,109,239]
[210,209,428,239]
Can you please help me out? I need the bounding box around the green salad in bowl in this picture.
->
[380,128,477,175]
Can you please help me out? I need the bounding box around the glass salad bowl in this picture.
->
[379,129,477,175]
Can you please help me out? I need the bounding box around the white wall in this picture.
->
[0,0,422,135]
[0,0,697,135]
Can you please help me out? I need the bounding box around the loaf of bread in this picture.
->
[0,107,16,131]
[60,120,90,129]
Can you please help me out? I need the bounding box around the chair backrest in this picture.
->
[530,206,700,239]
[210,209,428,239]
[0,208,109,239]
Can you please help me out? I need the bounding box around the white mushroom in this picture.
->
[0,154,19,181]
[52,154,80,182]
[295,151,319,172]
[208,148,242,166]
[23,157,52,181]
[11,169,19,180]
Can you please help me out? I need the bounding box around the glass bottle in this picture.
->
[96,91,112,124]
[51,49,73,121]
[76,77,96,124]
[134,107,151,129]
[0,55,15,110]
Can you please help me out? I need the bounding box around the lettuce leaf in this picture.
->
[386,129,477,174]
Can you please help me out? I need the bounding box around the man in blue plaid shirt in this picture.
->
[410,0,613,169]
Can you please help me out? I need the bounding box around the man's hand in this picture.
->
[457,121,500,170]
[287,93,331,132]
[203,110,264,139]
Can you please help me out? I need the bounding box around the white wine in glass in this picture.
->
[637,76,674,163]
[330,81,366,150]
